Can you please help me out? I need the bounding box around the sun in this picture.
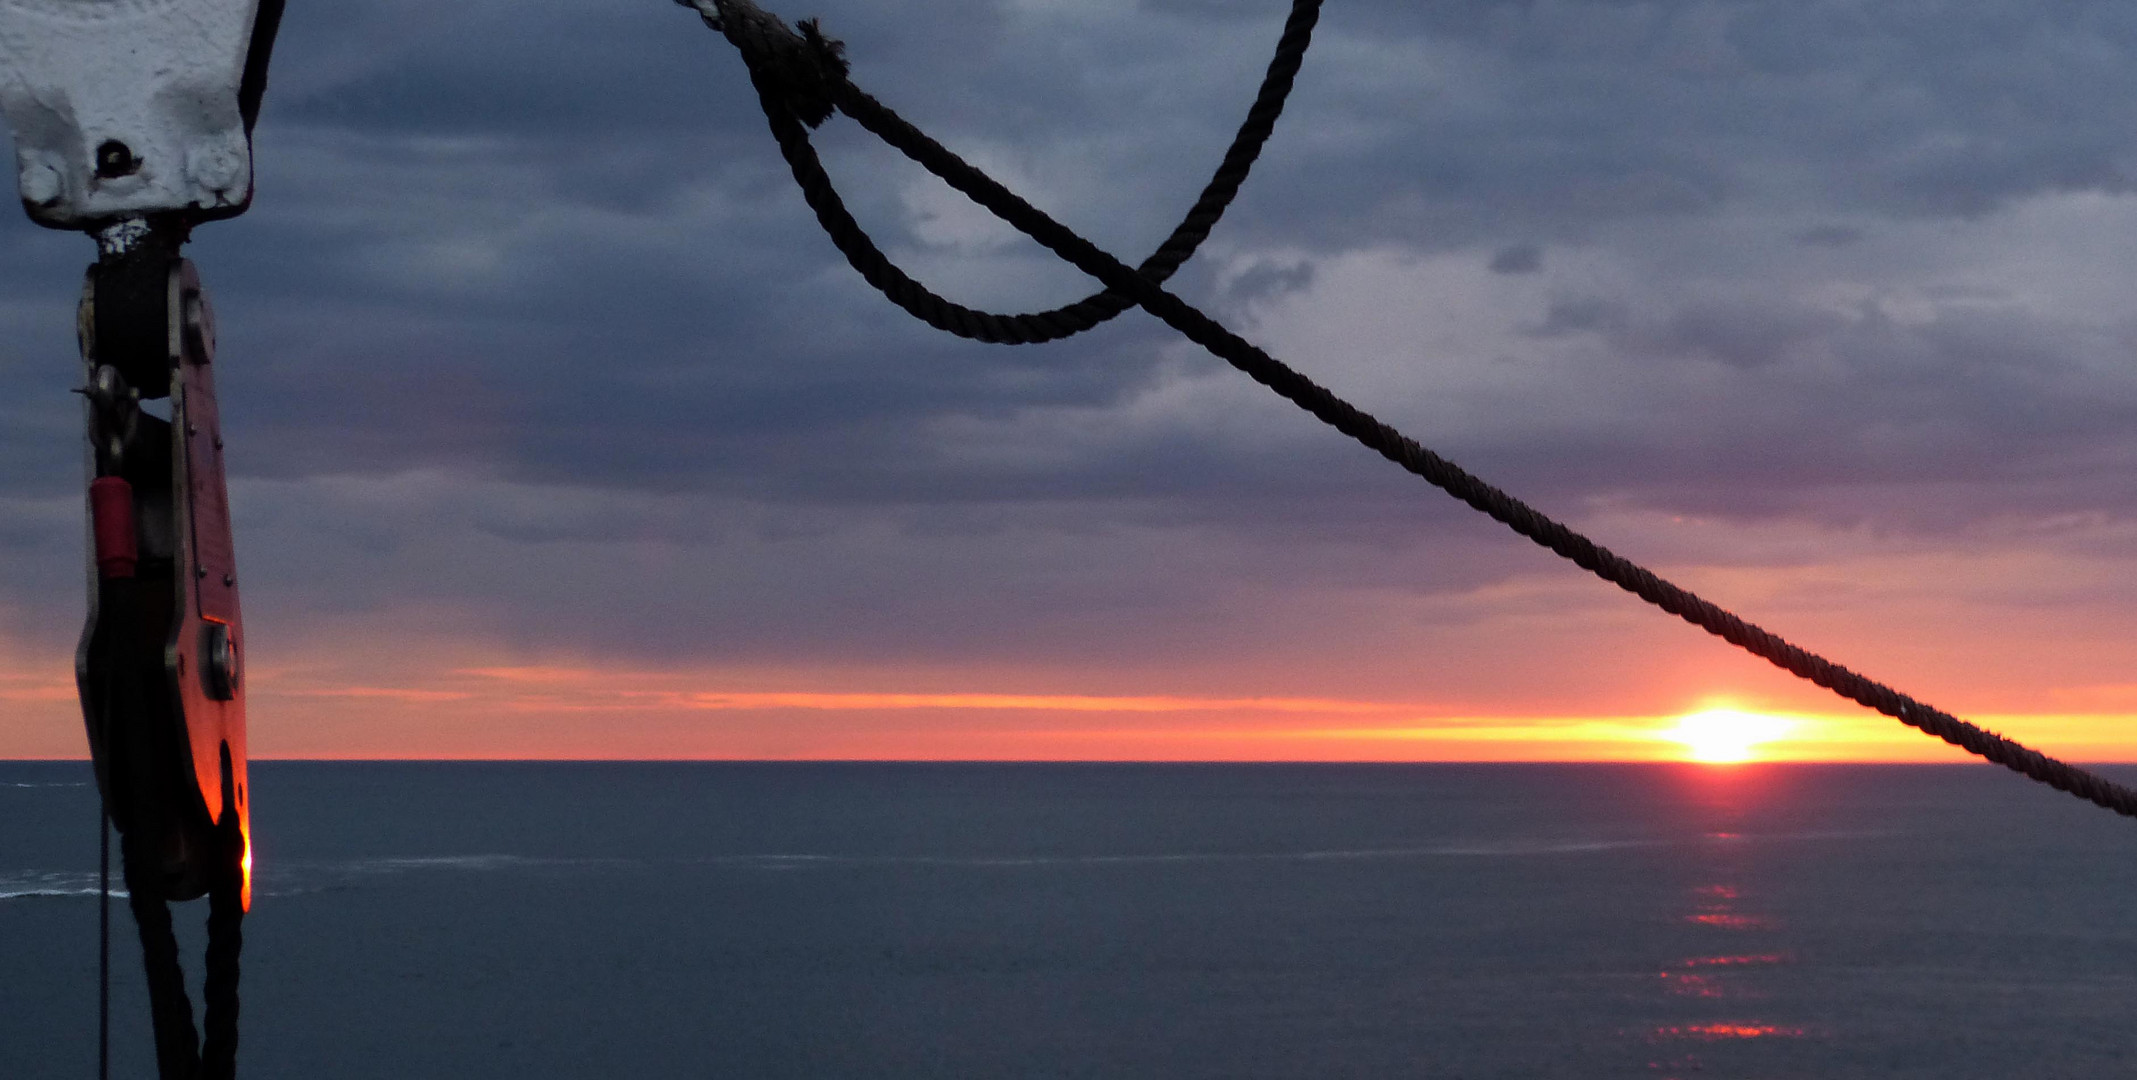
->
[1667,709,1792,764]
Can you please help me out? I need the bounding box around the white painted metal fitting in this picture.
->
[0,0,271,229]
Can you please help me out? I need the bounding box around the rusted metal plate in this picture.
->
[181,314,237,622]
[167,260,250,904]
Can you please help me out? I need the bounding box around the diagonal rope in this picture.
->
[686,0,2137,819]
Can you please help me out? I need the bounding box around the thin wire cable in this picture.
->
[98,802,109,1080]
[696,0,2137,819]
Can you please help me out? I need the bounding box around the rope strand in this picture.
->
[122,836,202,1080]
[683,0,1320,344]
[695,0,2137,819]
[200,884,244,1079]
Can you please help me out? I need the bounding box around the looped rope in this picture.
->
[692,0,2137,820]
[682,0,1324,344]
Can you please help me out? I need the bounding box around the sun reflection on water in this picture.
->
[1658,953,1790,998]
[1684,883,1774,930]
[1653,1022,1806,1041]
[1640,880,1807,1077]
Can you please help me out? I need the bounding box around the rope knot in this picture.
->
[690,0,849,128]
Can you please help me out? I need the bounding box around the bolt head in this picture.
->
[205,623,239,700]
[186,140,247,196]
[19,160,62,207]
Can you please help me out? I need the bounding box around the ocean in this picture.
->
[4,761,2135,1078]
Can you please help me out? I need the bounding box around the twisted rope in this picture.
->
[200,880,244,1078]
[122,838,203,1080]
[679,0,1321,344]
[691,0,2137,819]
[116,834,245,1080]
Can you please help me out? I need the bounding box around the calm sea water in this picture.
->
[4,761,2136,1078]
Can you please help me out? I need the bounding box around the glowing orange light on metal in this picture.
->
[240,836,252,911]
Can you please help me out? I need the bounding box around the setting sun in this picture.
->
[1667,709,1793,764]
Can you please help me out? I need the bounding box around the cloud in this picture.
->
[7,0,2137,740]
[1488,243,1544,275]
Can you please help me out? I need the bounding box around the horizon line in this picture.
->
[7,755,2127,766]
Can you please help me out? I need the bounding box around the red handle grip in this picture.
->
[90,476,137,579]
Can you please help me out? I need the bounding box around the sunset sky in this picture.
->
[6,0,2137,762]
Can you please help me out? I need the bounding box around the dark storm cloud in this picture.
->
[1794,225,1863,248]
[1488,243,1544,275]
[1471,285,2137,524]
[8,0,2137,664]
[1523,296,1627,337]
[1210,0,2137,247]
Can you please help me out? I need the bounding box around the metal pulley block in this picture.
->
[0,0,284,229]
[1,5,279,1071]
[77,242,252,909]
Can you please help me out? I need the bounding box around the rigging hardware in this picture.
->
[0,0,284,1075]
[0,0,282,229]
